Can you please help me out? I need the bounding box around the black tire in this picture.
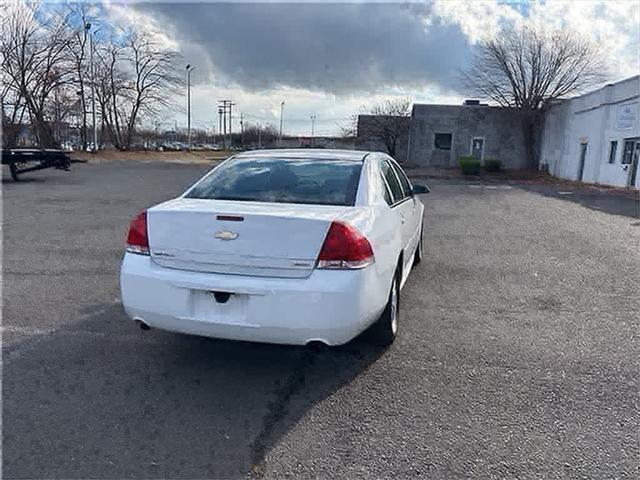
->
[9,163,20,181]
[371,271,399,346]
[413,223,423,266]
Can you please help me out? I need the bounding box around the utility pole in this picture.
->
[222,108,227,149]
[218,107,223,146]
[279,101,285,147]
[186,64,195,149]
[218,100,235,150]
[228,101,235,149]
[85,22,97,152]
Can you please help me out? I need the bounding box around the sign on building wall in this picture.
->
[615,102,638,130]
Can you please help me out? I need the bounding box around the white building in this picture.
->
[540,75,640,188]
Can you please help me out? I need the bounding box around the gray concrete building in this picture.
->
[406,104,527,168]
[356,76,639,189]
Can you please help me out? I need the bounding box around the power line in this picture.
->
[241,112,351,122]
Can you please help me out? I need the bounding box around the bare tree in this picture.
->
[357,98,411,157]
[96,32,181,150]
[95,42,128,149]
[462,23,606,168]
[1,70,28,146]
[1,2,74,147]
[2,3,182,149]
[338,113,358,138]
[45,85,78,143]
[243,123,279,146]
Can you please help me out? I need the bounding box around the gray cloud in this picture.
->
[135,2,472,95]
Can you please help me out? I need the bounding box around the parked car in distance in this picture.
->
[120,149,429,346]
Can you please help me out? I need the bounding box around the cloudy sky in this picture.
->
[104,0,639,136]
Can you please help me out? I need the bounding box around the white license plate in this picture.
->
[190,290,250,325]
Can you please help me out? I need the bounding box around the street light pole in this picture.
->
[85,22,97,152]
[240,112,244,148]
[310,115,316,147]
[186,64,195,149]
[279,101,285,147]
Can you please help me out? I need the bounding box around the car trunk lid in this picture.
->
[147,198,352,278]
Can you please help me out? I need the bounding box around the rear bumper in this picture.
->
[119,253,387,345]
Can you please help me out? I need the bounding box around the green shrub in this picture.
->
[459,156,481,175]
[484,158,502,172]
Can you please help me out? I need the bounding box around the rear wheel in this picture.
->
[371,272,399,345]
[9,163,20,181]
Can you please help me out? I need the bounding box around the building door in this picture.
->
[623,139,640,187]
[577,142,588,181]
[471,137,484,161]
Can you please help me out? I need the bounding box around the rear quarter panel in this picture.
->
[345,159,402,304]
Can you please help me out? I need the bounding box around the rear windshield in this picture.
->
[186,157,362,206]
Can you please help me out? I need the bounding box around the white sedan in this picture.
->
[120,149,429,346]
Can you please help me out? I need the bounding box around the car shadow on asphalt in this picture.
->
[3,303,386,479]
[1,169,77,185]
[515,183,639,219]
[1,175,46,184]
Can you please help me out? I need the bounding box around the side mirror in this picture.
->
[412,184,430,195]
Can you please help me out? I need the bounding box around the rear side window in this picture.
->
[380,160,404,203]
[390,161,412,197]
[186,157,362,206]
[379,173,393,205]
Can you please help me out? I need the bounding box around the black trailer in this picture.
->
[2,148,74,181]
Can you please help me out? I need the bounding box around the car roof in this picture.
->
[233,149,372,162]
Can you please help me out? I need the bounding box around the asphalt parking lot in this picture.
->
[3,161,639,479]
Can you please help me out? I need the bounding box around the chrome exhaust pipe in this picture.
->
[306,340,329,350]
[134,318,151,331]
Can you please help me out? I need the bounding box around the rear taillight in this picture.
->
[317,221,374,270]
[126,210,149,255]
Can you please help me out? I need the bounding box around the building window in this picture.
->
[608,141,618,164]
[434,133,452,150]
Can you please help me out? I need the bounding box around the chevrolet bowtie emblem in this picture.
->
[214,230,239,241]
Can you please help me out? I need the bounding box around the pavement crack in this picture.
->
[248,348,317,479]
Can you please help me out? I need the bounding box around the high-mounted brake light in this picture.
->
[317,221,374,270]
[126,210,149,255]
